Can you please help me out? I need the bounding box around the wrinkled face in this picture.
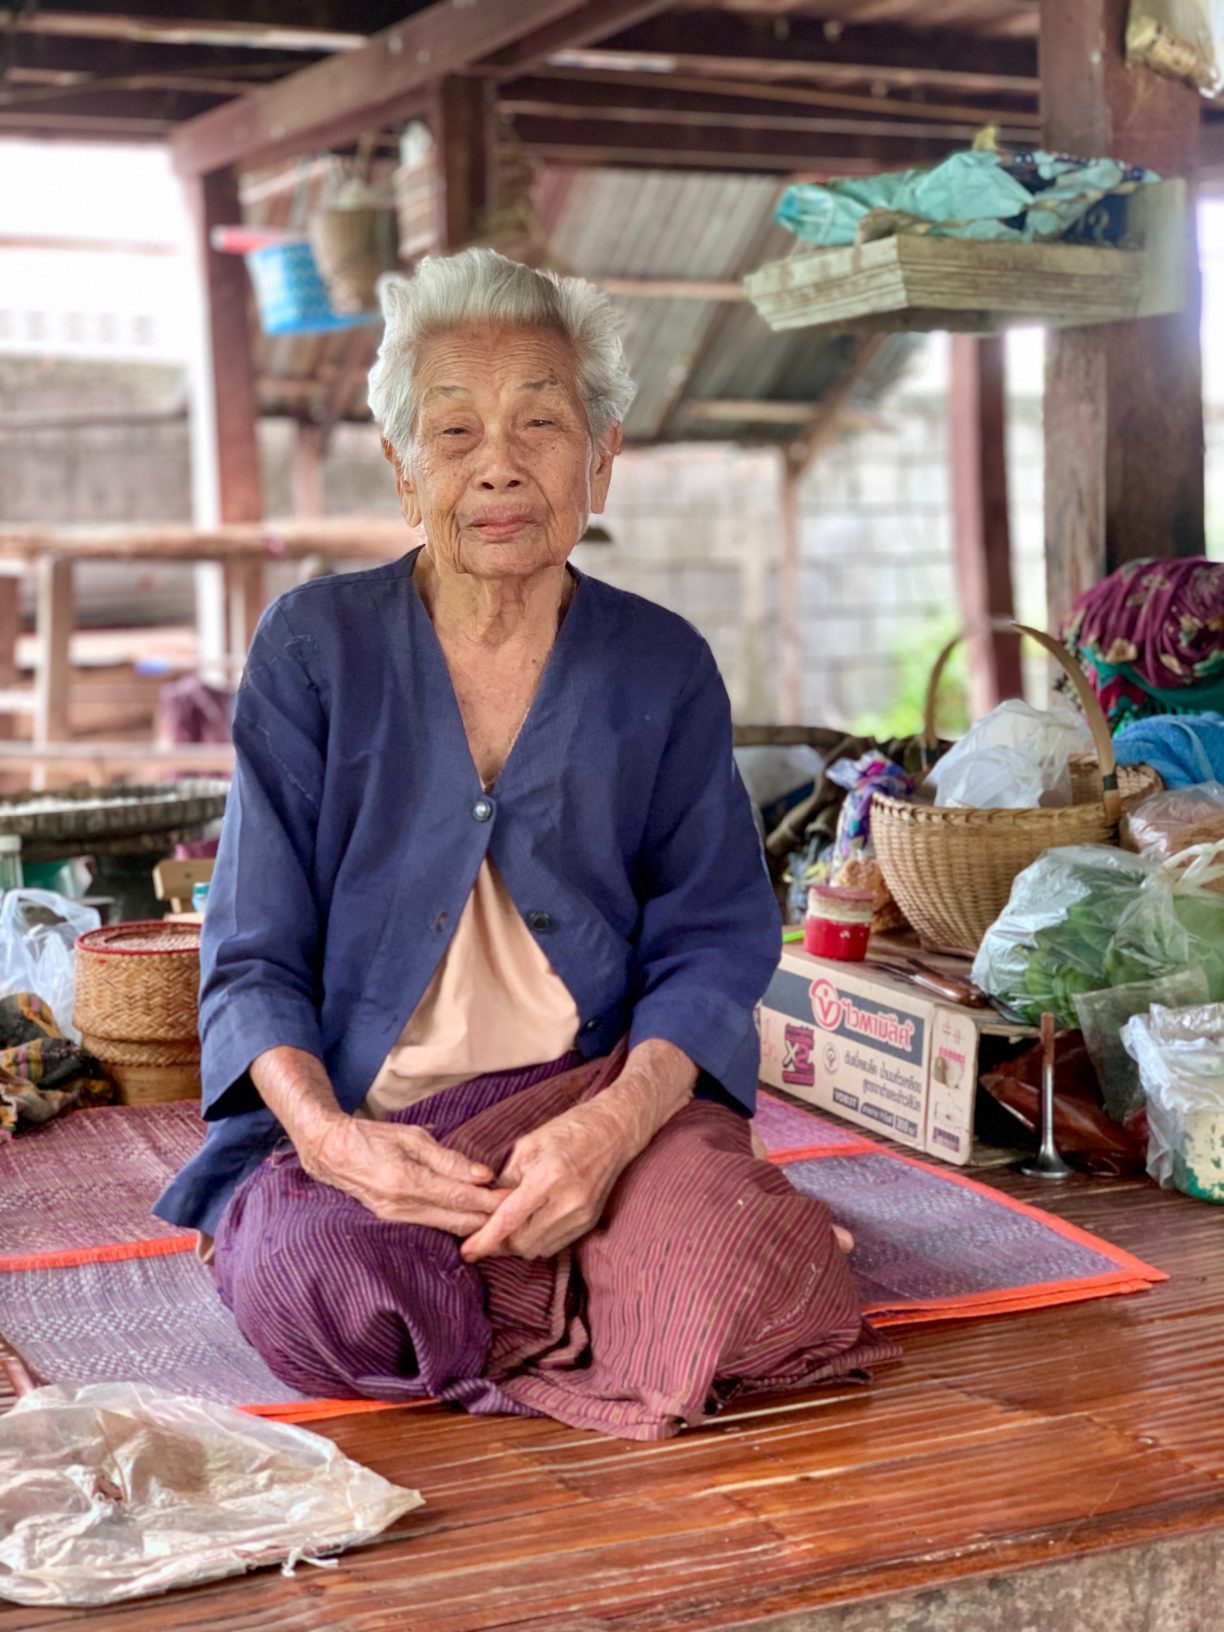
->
[387,322,620,582]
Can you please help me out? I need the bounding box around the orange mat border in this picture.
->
[759,1094,1167,1324]
[3,1096,1167,1425]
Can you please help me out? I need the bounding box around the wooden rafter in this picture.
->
[168,0,625,175]
[550,12,1041,95]
[12,11,369,53]
[506,114,966,171]
[479,0,676,77]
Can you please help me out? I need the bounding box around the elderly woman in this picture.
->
[156,250,893,1440]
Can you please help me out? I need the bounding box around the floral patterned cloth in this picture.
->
[1061,558,1224,732]
[0,995,113,1138]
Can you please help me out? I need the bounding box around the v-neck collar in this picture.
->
[403,545,587,796]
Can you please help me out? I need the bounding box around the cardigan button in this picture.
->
[526,911,552,933]
[583,1018,599,1032]
[472,797,494,822]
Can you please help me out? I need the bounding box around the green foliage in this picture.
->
[852,613,971,742]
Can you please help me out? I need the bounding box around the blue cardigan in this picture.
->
[155,550,781,1234]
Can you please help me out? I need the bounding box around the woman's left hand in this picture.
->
[459,1097,635,1263]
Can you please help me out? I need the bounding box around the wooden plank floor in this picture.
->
[2,1167,1222,1631]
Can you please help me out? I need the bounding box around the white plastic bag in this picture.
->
[0,890,100,1042]
[1122,1002,1224,1201]
[0,1383,424,1607]
[927,700,1093,810]
[1128,0,1224,95]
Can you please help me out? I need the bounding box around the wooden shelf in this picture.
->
[745,178,1188,336]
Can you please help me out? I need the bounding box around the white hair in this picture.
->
[368,248,636,458]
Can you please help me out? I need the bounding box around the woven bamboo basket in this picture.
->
[872,623,1162,957]
[74,921,201,1105]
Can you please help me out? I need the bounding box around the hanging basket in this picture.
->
[871,623,1163,956]
[307,205,399,315]
[246,241,378,337]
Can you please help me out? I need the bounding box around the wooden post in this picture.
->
[0,569,20,743]
[949,334,1022,715]
[184,166,265,679]
[778,452,803,724]
[293,422,325,518]
[32,558,73,788]
[1040,0,1204,631]
[432,75,498,252]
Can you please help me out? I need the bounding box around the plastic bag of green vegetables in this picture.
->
[1108,842,1224,996]
[971,845,1155,1027]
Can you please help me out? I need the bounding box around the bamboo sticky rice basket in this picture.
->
[872,624,1162,957]
[74,921,202,1104]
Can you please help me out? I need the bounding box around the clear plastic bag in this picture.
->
[971,845,1154,1027]
[0,890,100,1043]
[1124,781,1224,865]
[1128,0,1224,95]
[1108,843,1224,997]
[927,700,1093,811]
[1075,966,1210,1126]
[1122,1003,1224,1200]
[0,1383,424,1607]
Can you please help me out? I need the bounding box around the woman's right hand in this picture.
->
[300,1115,506,1235]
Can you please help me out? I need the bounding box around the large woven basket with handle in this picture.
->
[872,622,1162,957]
[74,921,201,1104]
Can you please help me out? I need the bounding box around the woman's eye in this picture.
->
[440,426,470,437]
[527,418,554,429]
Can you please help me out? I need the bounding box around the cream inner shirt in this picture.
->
[364,857,581,1116]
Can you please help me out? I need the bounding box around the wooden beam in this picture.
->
[683,400,821,424]
[551,13,1040,95]
[1040,0,1204,629]
[16,12,368,53]
[1,34,325,81]
[517,66,1042,132]
[499,84,1010,146]
[0,579,19,743]
[507,114,964,171]
[168,0,596,176]
[949,335,1021,716]
[480,0,674,76]
[432,75,499,252]
[0,520,411,564]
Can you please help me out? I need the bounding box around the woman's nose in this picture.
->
[474,428,524,490]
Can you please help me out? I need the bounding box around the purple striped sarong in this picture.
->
[212,1052,899,1440]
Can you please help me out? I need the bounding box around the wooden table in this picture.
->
[1,1153,1219,1631]
[0,519,411,780]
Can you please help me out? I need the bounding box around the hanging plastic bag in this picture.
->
[1124,781,1224,864]
[1127,0,1224,95]
[972,845,1155,1027]
[926,699,1093,810]
[1122,1003,1224,1200]
[0,891,100,1043]
[0,1383,424,1607]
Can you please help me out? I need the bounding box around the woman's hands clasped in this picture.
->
[460,1098,636,1263]
[300,1116,510,1236]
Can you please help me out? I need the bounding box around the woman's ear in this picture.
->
[589,423,623,515]
[382,436,423,529]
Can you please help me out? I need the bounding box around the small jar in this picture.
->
[0,834,23,894]
[804,884,873,962]
[191,881,211,915]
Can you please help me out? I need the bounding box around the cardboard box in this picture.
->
[757,946,1032,1167]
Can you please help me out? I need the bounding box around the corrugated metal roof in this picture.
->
[248,162,912,445]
